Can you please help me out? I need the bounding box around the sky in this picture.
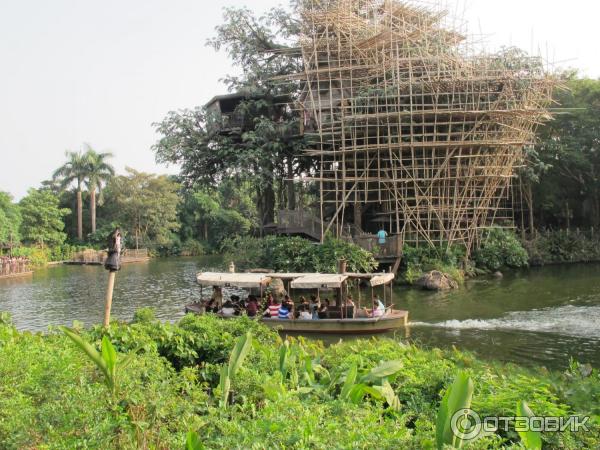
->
[0,0,597,200]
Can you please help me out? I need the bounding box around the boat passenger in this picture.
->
[265,297,281,318]
[278,302,291,319]
[298,304,312,320]
[246,295,259,317]
[342,295,355,318]
[309,295,320,319]
[317,302,328,319]
[205,299,219,314]
[371,298,386,317]
[220,300,236,317]
[283,295,295,316]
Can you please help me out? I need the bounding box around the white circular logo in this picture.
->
[450,408,481,441]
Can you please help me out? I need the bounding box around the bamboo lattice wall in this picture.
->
[286,0,556,254]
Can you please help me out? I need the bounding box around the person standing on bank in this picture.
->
[376,228,388,255]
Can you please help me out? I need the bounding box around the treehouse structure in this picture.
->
[283,0,556,257]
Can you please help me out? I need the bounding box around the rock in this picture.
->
[493,270,503,279]
[414,270,458,290]
[269,277,287,297]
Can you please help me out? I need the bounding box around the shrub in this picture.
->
[0,315,597,449]
[473,228,529,271]
[221,235,377,272]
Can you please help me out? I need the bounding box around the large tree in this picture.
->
[103,168,181,249]
[19,189,69,248]
[153,4,314,227]
[84,147,115,234]
[52,150,88,240]
[0,192,21,251]
[534,76,600,229]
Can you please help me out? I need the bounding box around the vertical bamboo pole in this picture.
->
[103,271,116,327]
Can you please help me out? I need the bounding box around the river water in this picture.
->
[1,257,599,370]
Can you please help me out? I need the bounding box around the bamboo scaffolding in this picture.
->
[282,0,556,255]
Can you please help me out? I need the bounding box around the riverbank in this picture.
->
[0,313,597,449]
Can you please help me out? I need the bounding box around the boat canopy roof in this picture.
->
[290,274,349,289]
[196,272,271,288]
[368,273,395,287]
[196,271,395,289]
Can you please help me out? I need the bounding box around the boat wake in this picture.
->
[411,305,600,339]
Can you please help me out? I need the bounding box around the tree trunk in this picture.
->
[77,189,83,240]
[258,181,275,227]
[526,183,534,235]
[353,202,362,233]
[286,158,296,210]
[90,189,97,234]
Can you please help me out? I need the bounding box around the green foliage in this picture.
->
[524,229,600,265]
[102,168,181,249]
[217,331,253,407]
[221,235,377,272]
[516,401,542,450]
[18,188,70,247]
[131,307,156,324]
[435,371,474,449]
[534,76,600,229]
[0,191,21,247]
[0,315,596,448]
[401,243,467,284]
[473,228,529,271]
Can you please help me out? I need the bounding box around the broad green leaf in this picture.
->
[61,327,109,380]
[101,336,117,389]
[340,364,358,401]
[361,360,403,383]
[185,431,205,450]
[279,341,289,379]
[435,371,474,450]
[376,380,402,412]
[218,364,231,407]
[228,331,252,378]
[516,401,542,450]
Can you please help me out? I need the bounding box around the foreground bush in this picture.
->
[0,313,598,449]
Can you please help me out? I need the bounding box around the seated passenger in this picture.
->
[278,302,291,319]
[264,297,281,318]
[205,299,219,314]
[317,303,328,319]
[245,296,259,317]
[220,300,236,317]
[371,298,386,317]
[298,304,312,320]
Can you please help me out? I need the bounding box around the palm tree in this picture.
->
[84,147,114,234]
[53,151,88,240]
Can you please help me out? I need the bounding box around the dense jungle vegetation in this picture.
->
[0,312,597,449]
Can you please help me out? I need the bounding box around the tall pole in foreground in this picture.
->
[103,227,122,327]
[103,271,116,327]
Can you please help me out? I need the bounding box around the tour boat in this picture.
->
[185,271,408,334]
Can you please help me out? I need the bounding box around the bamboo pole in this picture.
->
[103,271,116,328]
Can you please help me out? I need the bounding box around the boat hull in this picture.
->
[260,311,408,334]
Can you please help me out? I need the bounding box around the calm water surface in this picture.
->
[1,257,599,369]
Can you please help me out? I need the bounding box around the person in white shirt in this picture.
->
[219,300,236,317]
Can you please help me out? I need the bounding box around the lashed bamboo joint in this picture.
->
[286,0,556,255]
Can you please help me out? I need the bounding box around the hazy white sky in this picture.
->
[1,0,597,199]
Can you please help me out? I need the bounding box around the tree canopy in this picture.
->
[19,189,69,248]
[152,4,314,226]
[0,192,21,248]
[102,168,181,249]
